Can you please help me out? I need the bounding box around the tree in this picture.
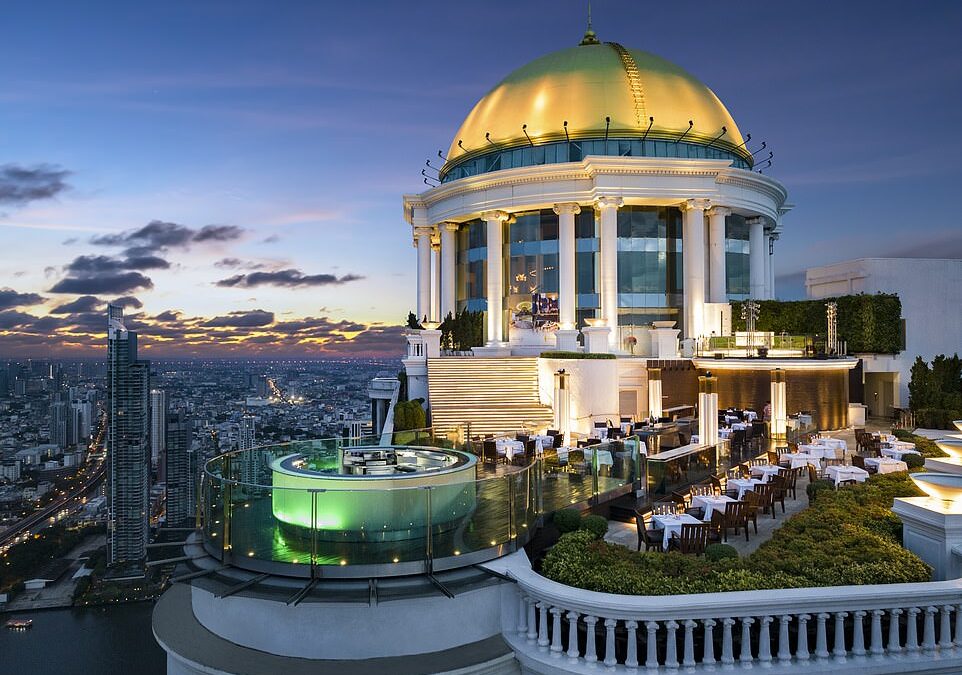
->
[406,312,422,330]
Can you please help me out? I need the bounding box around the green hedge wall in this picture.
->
[539,351,617,360]
[730,294,902,354]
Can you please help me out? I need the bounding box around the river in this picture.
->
[0,602,164,674]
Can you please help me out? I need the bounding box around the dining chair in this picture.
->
[722,501,750,542]
[635,510,664,552]
[743,491,761,535]
[669,523,711,556]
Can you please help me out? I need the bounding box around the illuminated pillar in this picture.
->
[647,368,663,420]
[698,372,719,446]
[414,225,433,323]
[770,368,787,442]
[431,232,441,323]
[482,210,509,345]
[748,217,766,300]
[707,206,730,304]
[681,199,710,339]
[596,196,623,348]
[763,232,772,300]
[553,369,571,443]
[768,233,777,300]
[553,203,580,331]
[439,222,458,320]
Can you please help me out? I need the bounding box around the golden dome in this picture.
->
[445,41,749,170]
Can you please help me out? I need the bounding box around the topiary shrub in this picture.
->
[705,543,739,562]
[806,479,835,504]
[903,453,925,470]
[553,508,583,533]
[580,515,609,539]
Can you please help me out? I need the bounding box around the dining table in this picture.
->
[825,465,869,486]
[651,513,703,548]
[798,444,843,461]
[864,457,909,474]
[690,494,736,521]
[813,437,847,451]
[881,446,921,461]
[778,452,821,469]
[749,464,784,482]
[727,477,764,500]
[495,438,525,460]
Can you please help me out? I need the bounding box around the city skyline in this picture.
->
[2,1,961,358]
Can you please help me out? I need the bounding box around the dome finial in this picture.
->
[580,1,600,45]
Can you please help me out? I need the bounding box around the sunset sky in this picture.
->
[1,1,960,358]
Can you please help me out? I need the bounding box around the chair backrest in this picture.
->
[482,439,498,460]
[754,483,774,502]
[852,454,866,470]
[807,463,818,484]
[678,524,710,555]
[670,490,689,507]
[767,450,779,465]
[731,429,746,447]
[744,491,762,513]
[724,500,748,526]
[709,475,723,494]
[752,421,766,437]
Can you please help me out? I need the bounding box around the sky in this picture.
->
[0,1,960,358]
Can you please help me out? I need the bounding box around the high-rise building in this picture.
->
[238,414,258,485]
[150,389,168,471]
[164,410,193,527]
[50,399,69,449]
[106,304,150,572]
[239,414,256,451]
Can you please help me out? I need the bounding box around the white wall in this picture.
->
[538,358,619,436]
[806,258,962,408]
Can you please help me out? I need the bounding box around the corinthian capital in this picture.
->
[413,225,434,238]
[594,195,624,210]
[480,210,510,223]
[552,202,582,216]
[680,198,711,212]
[707,205,731,218]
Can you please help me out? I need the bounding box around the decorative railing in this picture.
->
[496,551,962,672]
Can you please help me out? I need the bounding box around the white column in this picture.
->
[439,222,458,320]
[681,199,710,339]
[748,216,766,299]
[413,225,433,323]
[768,233,777,300]
[482,210,509,345]
[595,196,623,348]
[707,206,730,303]
[431,232,441,322]
[553,203,580,330]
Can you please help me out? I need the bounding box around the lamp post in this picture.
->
[826,301,838,356]
[698,372,719,446]
[770,368,787,443]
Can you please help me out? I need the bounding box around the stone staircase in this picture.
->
[427,357,554,438]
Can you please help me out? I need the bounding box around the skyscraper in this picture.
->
[164,410,193,527]
[238,414,258,485]
[106,304,150,573]
[50,398,69,449]
[150,389,168,471]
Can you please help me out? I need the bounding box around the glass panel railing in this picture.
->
[645,443,719,504]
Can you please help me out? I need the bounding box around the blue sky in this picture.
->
[0,1,960,356]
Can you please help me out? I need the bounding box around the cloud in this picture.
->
[203,309,275,327]
[214,257,265,270]
[50,295,103,314]
[0,288,46,310]
[153,310,182,322]
[65,254,170,274]
[262,234,280,244]
[111,295,143,309]
[48,272,154,294]
[90,219,243,254]
[215,268,363,288]
[0,164,70,206]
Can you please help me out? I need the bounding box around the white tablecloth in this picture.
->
[881,446,921,461]
[798,444,843,460]
[826,465,869,485]
[779,452,820,469]
[730,422,749,431]
[691,494,736,522]
[728,477,764,500]
[652,513,703,548]
[873,433,896,443]
[744,411,758,422]
[532,434,554,451]
[813,437,847,452]
[749,465,783,482]
[864,457,909,474]
[495,439,524,459]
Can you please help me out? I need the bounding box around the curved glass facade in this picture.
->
[441,137,751,183]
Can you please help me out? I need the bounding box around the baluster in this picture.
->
[645,621,659,670]
[906,607,920,653]
[625,620,639,669]
[516,593,527,635]
[550,607,564,654]
[833,612,848,660]
[870,610,884,656]
[526,598,538,642]
[940,605,953,650]
[796,614,811,660]
[702,619,717,665]
[604,618,618,667]
[566,611,580,660]
[537,602,550,647]
[815,613,830,660]
[956,604,962,647]
[682,620,696,667]
[584,615,599,663]
[887,608,903,653]
[665,620,680,669]
[721,618,735,665]
[923,606,937,654]
[777,615,792,662]
[739,616,755,663]
[758,616,773,663]
[851,610,866,657]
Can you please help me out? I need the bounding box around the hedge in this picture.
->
[730,293,902,354]
[393,398,426,432]
[541,473,930,595]
[892,429,947,458]
[908,354,962,428]
[540,351,617,360]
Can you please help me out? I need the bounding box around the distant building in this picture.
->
[50,399,69,449]
[165,410,193,527]
[0,461,19,482]
[238,414,258,485]
[15,444,57,466]
[106,304,151,571]
[150,389,168,471]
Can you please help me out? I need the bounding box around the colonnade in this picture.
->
[413,200,776,347]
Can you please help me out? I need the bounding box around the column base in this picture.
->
[582,327,611,354]
[554,329,580,352]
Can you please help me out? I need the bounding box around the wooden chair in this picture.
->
[785,466,802,500]
[770,474,788,514]
[768,450,782,466]
[635,511,664,552]
[754,483,777,519]
[708,509,725,544]
[708,475,724,496]
[852,454,875,474]
[807,462,821,484]
[668,523,711,556]
[482,440,500,465]
[721,501,750,542]
[743,491,761,535]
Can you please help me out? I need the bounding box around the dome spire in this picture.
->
[579,1,600,45]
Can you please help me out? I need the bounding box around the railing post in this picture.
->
[537,602,550,648]
[887,608,904,653]
[645,621,659,670]
[310,490,318,577]
[721,618,735,665]
[625,620,640,669]
[526,598,538,642]
[516,592,527,636]
[604,618,618,666]
[870,609,885,656]
[222,481,232,563]
[923,606,938,654]
[508,477,516,545]
[906,607,921,653]
[851,610,866,657]
[566,611,581,660]
[665,620,680,669]
[584,615,599,663]
[796,614,811,660]
[682,619,697,667]
[551,607,564,655]
[739,616,754,664]
[702,619,716,665]
[833,611,848,660]
[940,605,954,650]
[777,615,792,662]
[758,615,773,663]
[955,603,962,647]
[815,613,830,660]
[424,487,433,573]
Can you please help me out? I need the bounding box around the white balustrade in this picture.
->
[496,551,962,673]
